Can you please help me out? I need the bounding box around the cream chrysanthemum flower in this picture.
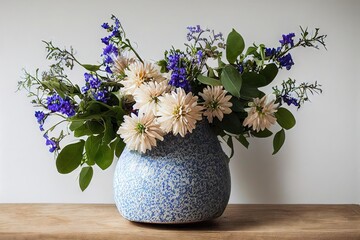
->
[133,81,170,115]
[199,86,233,123]
[157,88,204,137]
[243,95,279,132]
[112,55,135,77]
[117,112,164,153]
[122,62,165,95]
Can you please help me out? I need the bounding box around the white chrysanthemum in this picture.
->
[117,112,164,153]
[112,55,135,77]
[243,95,279,132]
[133,81,170,115]
[157,88,204,137]
[199,86,233,123]
[122,62,165,95]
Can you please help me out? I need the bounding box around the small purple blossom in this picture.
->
[282,94,299,107]
[35,111,46,131]
[279,33,296,47]
[167,52,191,92]
[186,25,203,41]
[44,134,59,153]
[187,25,202,34]
[46,94,76,117]
[196,50,203,64]
[84,73,101,89]
[101,23,110,30]
[278,53,294,70]
[93,90,109,102]
[265,47,280,57]
[214,32,223,40]
[82,73,109,103]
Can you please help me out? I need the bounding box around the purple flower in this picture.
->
[282,94,299,107]
[279,33,296,47]
[265,47,280,57]
[167,53,191,92]
[93,90,109,102]
[35,111,46,131]
[46,94,76,117]
[187,25,202,34]
[44,134,59,153]
[101,23,110,30]
[186,25,203,41]
[196,50,203,64]
[278,53,294,70]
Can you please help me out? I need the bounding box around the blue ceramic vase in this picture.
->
[113,121,231,224]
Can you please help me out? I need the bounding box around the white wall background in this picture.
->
[0,0,359,204]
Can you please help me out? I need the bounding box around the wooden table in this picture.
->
[1,204,360,239]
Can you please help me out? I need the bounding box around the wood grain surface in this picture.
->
[1,204,360,239]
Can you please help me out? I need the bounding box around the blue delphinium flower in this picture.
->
[82,73,109,103]
[93,89,108,102]
[278,53,294,70]
[265,47,280,57]
[279,33,296,47]
[186,25,203,41]
[44,134,59,153]
[196,50,203,64]
[101,16,122,74]
[35,111,46,131]
[282,94,299,107]
[167,53,191,92]
[46,94,76,117]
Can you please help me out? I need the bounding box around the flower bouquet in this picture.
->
[19,15,326,193]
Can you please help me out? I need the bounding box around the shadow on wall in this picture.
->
[228,137,293,204]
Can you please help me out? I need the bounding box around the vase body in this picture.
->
[113,121,231,224]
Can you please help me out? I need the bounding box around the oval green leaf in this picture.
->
[260,63,278,85]
[95,144,114,170]
[252,128,273,138]
[221,65,242,98]
[56,140,85,174]
[82,64,101,72]
[85,135,103,165]
[275,108,296,130]
[273,129,285,155]
[226,29,245,64]
[79,166,93,191]
[197,75,222,86]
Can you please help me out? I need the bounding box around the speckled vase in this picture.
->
[113,121,231,224]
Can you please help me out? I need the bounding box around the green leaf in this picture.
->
[82,64,100,72]
[221,65,242,98]
[111,138,126,158]
[197,75,222,86]
[242,72,267,88]
[217,112,243,134]
[235,134,249,149]
[218,58,226,68]
[226,136,234,159]
[240,87,263,100]
[230,98,245,112]
[103,119,116,144]
[273,129,285,155]
[95,144,114,170]
[79,166,93,191]
[56,140,85,174]
[226,29,245,64]
[74,121,104,137]
[85,135,103,165]
[69,121,84,131]
[260,63,278,85]
[245,46,257,56]
[275,108,296,130]
[252,129,273,138]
